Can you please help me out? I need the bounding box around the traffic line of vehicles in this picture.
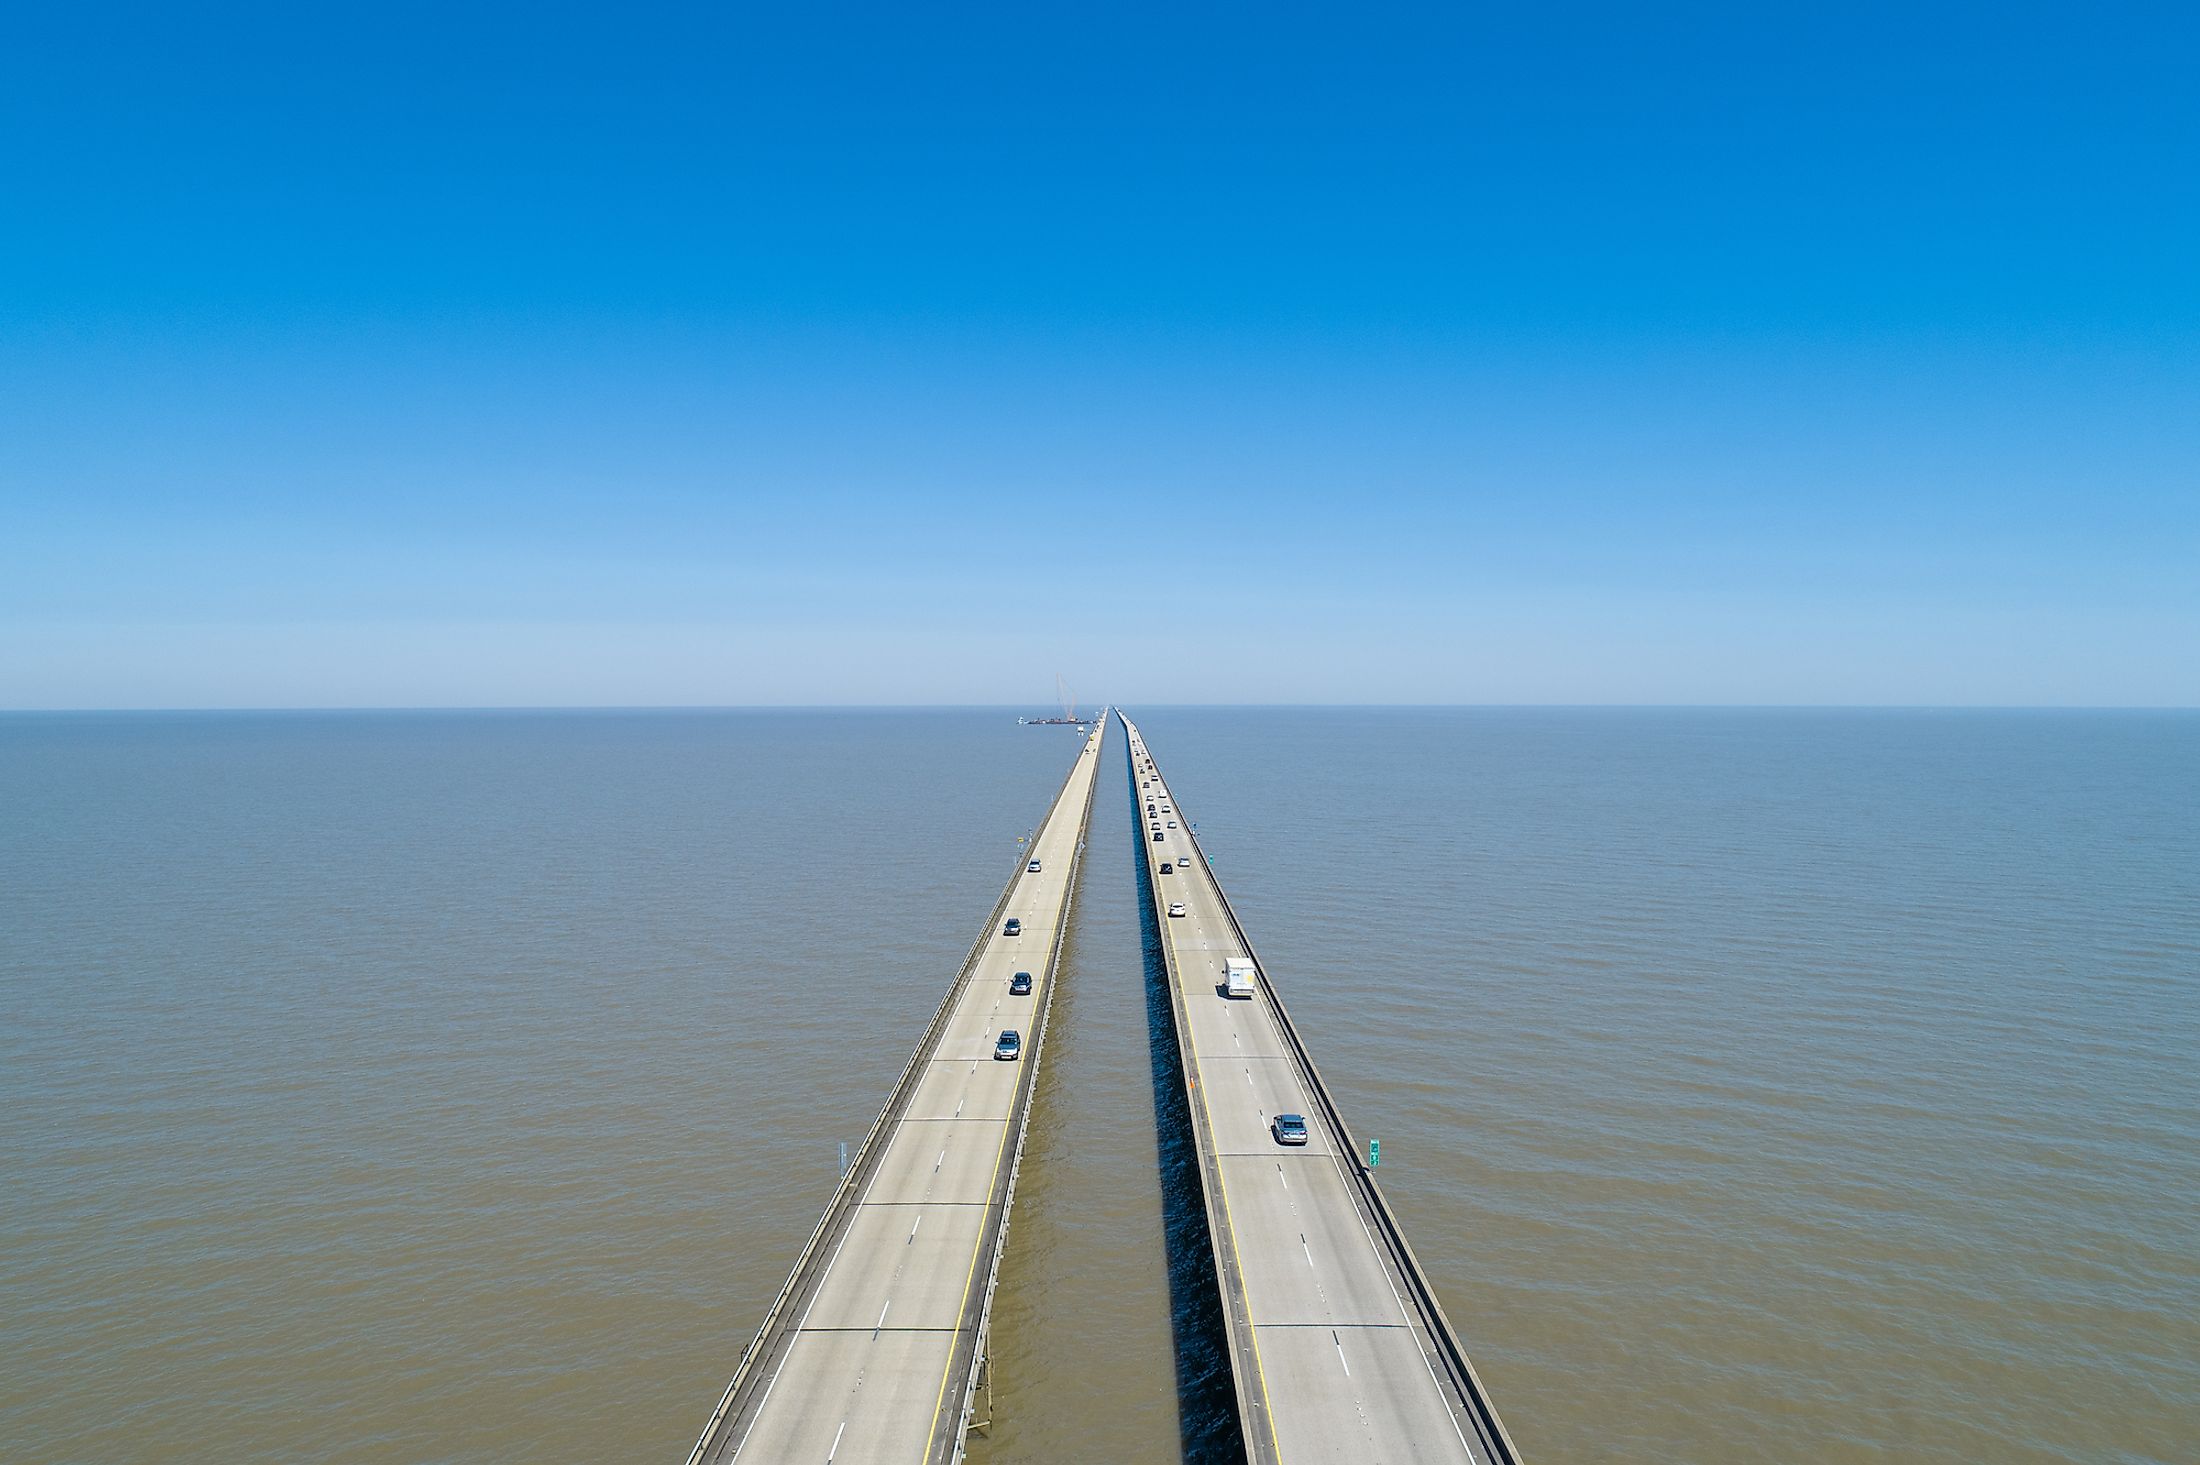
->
[1144,770,1176,845]
[993,848,1054,1063]
[1140,742,1294,1147]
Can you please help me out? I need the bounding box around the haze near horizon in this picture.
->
[3,3,2195,709]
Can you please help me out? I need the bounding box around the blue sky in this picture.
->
[3,2,2195,707]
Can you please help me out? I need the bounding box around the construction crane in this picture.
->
[1019,673,1088,726]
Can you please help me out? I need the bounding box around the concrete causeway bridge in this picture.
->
[684,711,1520,1463]
[1123,712,1520,1465]
[683,721,1104,1465]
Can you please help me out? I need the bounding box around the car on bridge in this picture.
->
[1010,971,1033,995]
[994,1030,1022,1061]
[1272,1113,1309,1146]
[1004,918,1022,936]
[1160,861,1174,874]
[1168,902,1187,918]
[1028,859,1041,873]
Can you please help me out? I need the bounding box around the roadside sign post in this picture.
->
[1369,1139,1380,1168]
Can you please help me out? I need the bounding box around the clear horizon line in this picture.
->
[2,701,2194,715]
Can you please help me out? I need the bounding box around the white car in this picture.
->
[1167,902,1187,918]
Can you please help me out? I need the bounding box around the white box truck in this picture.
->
[1223,957,1257,1000]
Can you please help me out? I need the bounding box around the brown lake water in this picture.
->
[4,709,2195,1462]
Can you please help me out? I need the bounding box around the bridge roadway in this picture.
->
[1121,713,1522,1465]
[686,720,1105,1465]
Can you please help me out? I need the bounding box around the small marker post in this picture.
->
[840,1141,850,1178]
[1369,1139,1380,1168]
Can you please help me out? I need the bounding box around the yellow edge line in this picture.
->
[922,743,1091,1456]
[1171,902,1287,1464]
[923,1081,1019,1451]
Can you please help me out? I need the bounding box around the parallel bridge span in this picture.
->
[685,719,1105,1465]
[1122,711,1523,1465]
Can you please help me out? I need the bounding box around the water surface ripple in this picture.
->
[3,708,2194,1463]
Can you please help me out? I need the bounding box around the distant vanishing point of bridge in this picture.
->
[683,713,1519,1464]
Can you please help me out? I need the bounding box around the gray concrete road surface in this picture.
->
[688,721,1105,1465]
[1123,714,1510,1465]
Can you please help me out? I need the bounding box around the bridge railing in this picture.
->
[953,721,1104,1452]
[1125,715,1524,1465]
[683,728,1103,1465]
